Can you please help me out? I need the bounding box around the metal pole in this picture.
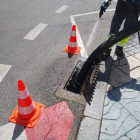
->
[134,6,140,44]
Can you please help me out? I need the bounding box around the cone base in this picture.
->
[9,102,44,128]
[63,45,81,55]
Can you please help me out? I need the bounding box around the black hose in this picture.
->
[76,21,140,86]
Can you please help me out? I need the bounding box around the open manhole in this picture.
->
[55,57,100,105]
[64,58,100,95]
[64,60,85,94]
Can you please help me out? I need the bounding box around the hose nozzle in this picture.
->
[99,14,102,18]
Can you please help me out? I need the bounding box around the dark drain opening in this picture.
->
[64,60,85,94]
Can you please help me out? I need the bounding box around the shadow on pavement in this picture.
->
[85,52,140,104]
[12,124,25,140]
[107,79,140,101]
[106,54,140,101]
[68,53,73,58]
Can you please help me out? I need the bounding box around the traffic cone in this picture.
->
[9,80,44,128]
[63,25,81,55]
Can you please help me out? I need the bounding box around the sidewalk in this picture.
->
[77,33,140,140]
[100,35,140,139]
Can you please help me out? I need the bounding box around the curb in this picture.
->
[77,45,116,140]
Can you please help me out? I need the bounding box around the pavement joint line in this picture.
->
[133,55,140,61]
[55,5,68,13]
[125,135,131,139]
[77,117,101,140]
[112,61,134,78]
[24,23,48,40]
[113,54,140,79]
[85,115,101,121]
[0,64,12,84]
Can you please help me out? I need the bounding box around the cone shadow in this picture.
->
[68,53,73,58]
[12,124,25,140]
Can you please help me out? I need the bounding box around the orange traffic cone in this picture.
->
[63,25,81,55]
[9,80,44,128]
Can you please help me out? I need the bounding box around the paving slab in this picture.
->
[84,81,107,120]
[77,117,100,140]
[107,65,133,88]
[113,56,140,79]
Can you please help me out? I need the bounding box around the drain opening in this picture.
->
[64,60,85,94]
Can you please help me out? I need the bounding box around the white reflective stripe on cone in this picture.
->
[18,101,35,115]
[71,31,76,37]
[68,42,77,48]
[18,89,30,99]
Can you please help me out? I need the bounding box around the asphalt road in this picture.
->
[0,0,117,139]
